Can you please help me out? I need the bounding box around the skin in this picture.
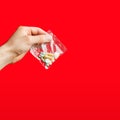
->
[0,26,52,70]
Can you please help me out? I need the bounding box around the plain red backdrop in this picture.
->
[0,0,120,119]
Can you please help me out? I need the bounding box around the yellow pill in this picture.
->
[46,53,54,57]
[44,55,54,61]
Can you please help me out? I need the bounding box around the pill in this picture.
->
[46,53,54,57]
[40,52,46,57]
[44,55,54,61]
[45,59,52,65]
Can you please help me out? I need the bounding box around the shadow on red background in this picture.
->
[0,0,120,119]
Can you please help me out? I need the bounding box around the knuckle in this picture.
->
[18,26,26,30]
[18,26,24,29]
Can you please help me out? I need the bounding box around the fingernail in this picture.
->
[45,35,52,42]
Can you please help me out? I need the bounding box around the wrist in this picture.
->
[0,43,16,70]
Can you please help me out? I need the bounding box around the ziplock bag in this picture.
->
[30,31,67,69]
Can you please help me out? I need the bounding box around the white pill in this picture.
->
[45,59,52,65]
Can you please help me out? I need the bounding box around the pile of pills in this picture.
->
[39,52,60,69]
[30,30,67,69]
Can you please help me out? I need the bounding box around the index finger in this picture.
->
[21,26,48,35]
[29,27,48,35]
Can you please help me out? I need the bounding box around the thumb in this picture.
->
[29,34,52,45]
[12,52,26,63]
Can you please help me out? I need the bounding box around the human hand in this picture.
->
[0,26,52,70]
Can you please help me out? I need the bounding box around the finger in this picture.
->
[29,34,52,45]
[18,26,48,35]
[28,27,48,35]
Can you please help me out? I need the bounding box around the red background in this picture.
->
[0,0,120,119]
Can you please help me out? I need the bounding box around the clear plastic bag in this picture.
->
[30,31,67,69]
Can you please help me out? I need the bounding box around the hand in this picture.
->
[0,26,52,70]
